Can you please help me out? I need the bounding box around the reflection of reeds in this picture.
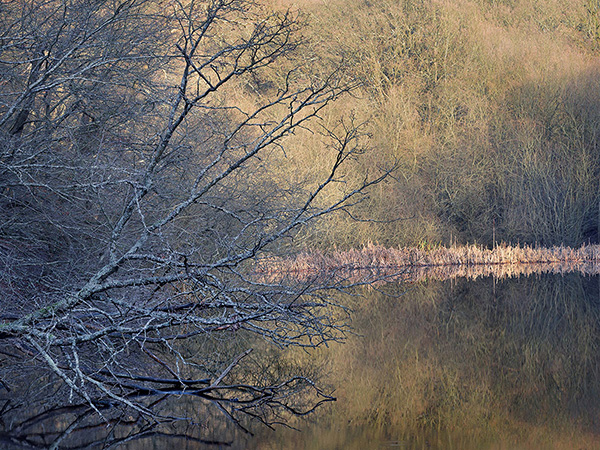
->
[257,243,600,283]
[253,274,600,449]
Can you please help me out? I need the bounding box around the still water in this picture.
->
[247,273,600,449]
[3,273,600,449]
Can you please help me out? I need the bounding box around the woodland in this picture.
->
[1,0,600,447]
[286,0,600,249]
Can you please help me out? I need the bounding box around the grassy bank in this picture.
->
[257,243,600,282]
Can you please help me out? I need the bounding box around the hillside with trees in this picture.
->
[2,0,600,446]
[278,0,600,249]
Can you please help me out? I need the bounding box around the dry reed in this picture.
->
[257,243,600,283]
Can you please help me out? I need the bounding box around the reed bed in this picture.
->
[257,243,600,283]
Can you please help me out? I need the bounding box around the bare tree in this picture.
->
[0,0,388,443]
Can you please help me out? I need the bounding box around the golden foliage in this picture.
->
[260,0,600,249]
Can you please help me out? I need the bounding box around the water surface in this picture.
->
[250,273,600,449]
[3,273,600,449]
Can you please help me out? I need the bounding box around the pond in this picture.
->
[3,272,600,449]
[248,273,600,449]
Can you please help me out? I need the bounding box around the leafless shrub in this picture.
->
[0,0,390,442]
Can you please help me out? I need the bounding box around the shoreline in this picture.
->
[256,243,600,282]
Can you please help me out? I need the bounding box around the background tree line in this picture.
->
[275,0,600,249]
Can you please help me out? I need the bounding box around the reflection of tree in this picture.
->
[1,397,234,449]
[0,339,334,449]
[296,274,600,448]
[469,275,600,426]
[431,274,600,433]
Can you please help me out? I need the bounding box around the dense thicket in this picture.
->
[281,0,600,248]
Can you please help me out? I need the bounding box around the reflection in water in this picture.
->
[0,335,334,449]
[263,259,600,287]
[3,274,600,448]
[253,273,600,449]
